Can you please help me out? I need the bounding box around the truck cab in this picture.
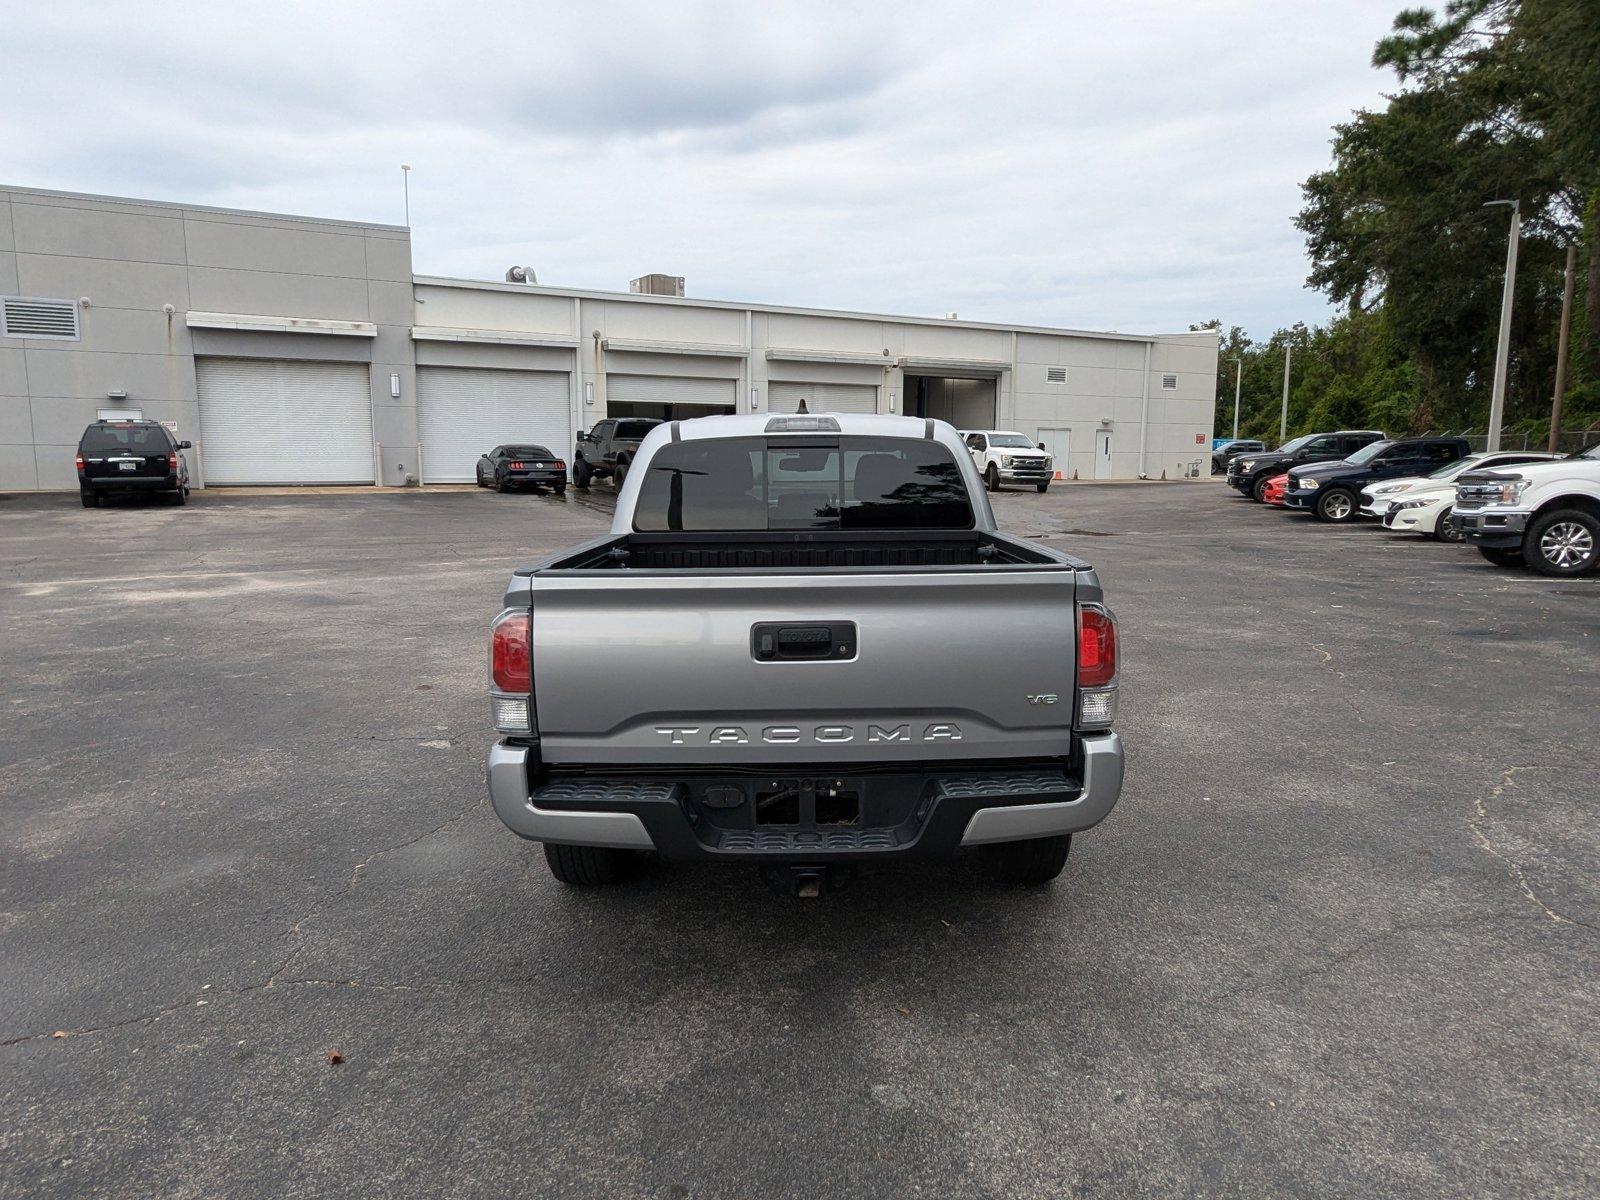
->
[487,414,1123,894]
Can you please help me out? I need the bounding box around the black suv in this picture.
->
[572,418,662,489]
[76,420,191,507]
[1226,430,1386,501]
[1282,437,1472,522]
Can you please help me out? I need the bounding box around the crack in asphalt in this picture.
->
[1469,766,1590,929]
[2,795,485,1047]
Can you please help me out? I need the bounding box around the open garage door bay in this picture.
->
[417,367,572,484]
[769,382,878,415]
[196,358,374,485]
[606,374,735,421]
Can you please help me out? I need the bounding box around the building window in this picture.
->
[1161,373,1178,390]
[2,296,80,340]
[1046,366,1067,384]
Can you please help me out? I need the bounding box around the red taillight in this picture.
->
[168,452,178,471]
[554,459,565,470]
[75,454,85,471]
[490,612,532,692]
[510,461,524,469]
[1077,605,1117,688]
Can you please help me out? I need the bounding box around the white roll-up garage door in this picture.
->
[196,358,374,485]
[416,367,572,483]
[769,382,878,415]
[606,374,736,410]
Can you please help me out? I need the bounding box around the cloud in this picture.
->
[1,0,1403,336]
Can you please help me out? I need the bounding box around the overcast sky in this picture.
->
[4,1,1405,337]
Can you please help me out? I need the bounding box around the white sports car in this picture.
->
[1361,451,1562,522]
[1371,450,1564,539]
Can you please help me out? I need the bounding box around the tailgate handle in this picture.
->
[752,622,856,661]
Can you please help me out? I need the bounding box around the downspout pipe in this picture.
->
[1137,341,1152,479]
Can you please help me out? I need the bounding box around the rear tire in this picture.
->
[1478,546,1524,569]
[80,489,99,508]
[543,843,633,886]
[613,460,629,489]
[553,483,566,496]
[985,464,1000,492]
[169,488,186,506]
[987,834,1072,886]
[494,475,507,493]
[1035,482,1049,493]
[574,460,592,489]
[1523,508,1600,577]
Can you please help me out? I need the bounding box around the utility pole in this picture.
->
[1232,357,1243,440]
[1549,242,1577,453]
[1484,199,1521,451]
[1279,342,1292,443]
[401,164,412,228]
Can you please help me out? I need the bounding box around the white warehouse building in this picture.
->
[1,185,1218,491]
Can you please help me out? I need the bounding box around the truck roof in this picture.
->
[669,413,938,441]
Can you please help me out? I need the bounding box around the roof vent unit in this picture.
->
[504,266,537,284]
[630,273,685,297]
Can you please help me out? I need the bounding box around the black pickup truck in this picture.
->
[572,418,662,489]
[1226,430,1386,501]
[1281,436,1472,522]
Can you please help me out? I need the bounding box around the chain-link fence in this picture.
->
[1423,422,1600,454]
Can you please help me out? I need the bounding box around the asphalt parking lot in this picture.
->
[2,479,1595,1199]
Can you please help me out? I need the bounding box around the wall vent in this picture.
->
[2,296,80,340]
[1046,366,1067,384]
[1161,373,1178,390]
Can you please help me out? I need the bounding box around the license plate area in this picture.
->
[753,778,861,826]
[118,461,138,471]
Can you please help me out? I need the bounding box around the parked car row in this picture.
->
[486,421,1068,500]
[1220,431,1600,577]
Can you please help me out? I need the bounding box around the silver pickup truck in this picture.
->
[486,413,1123,894]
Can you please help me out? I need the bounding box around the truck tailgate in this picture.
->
[529,568,1078,765]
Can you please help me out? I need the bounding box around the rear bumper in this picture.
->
[487,733,1124,860]
[81,474,179,492]
[502,469,566,486]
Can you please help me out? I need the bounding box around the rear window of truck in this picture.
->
[633,436,975,532]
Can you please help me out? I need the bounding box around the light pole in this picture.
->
[1549,242,1577,453]
[401,164,411,228]
[1279,342,1292,443]
[1483,199,1520,451]
[1232,356,1243,440]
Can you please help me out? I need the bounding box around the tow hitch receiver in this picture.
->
[762,864,850,898]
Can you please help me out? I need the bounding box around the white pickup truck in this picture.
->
[1453,442,1600,575]
[960,430,1054,492]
